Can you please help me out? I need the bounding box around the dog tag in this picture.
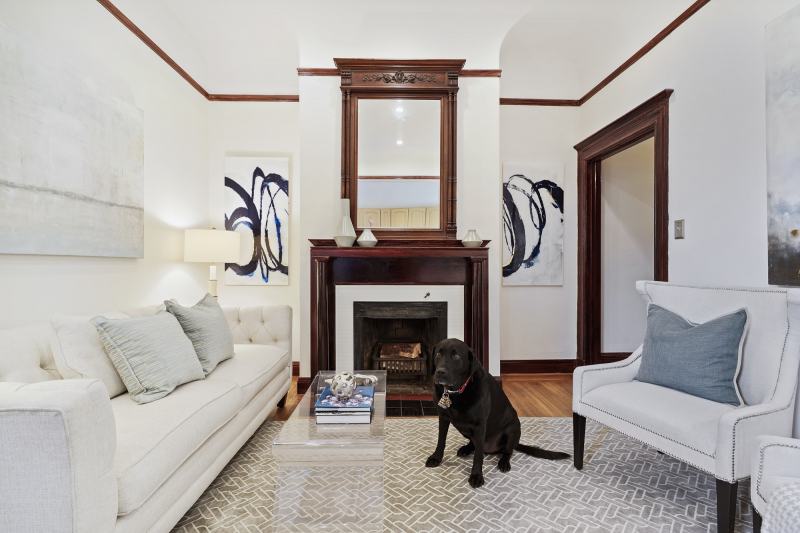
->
[438,391,452,409]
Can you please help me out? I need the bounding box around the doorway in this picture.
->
[574,90,671,366]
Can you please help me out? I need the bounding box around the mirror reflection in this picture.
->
[357,99,440,229]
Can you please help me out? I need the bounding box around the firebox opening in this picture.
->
[353,302,447,396]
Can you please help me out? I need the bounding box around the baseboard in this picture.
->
[500,359,577,374]
[296,377,311,394]
[292,361,299,377]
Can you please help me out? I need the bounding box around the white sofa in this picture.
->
[573,281,800,533]
[0,304,292,533]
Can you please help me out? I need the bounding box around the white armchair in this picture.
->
[573,281,800,533]
[751,435,800,533]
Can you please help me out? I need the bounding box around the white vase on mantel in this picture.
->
[334,199,357,247]
[357,228,378,247]
[461,229,482,247]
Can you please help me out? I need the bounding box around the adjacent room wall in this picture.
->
[207,102,302,360]
[600,138,655,353]
[0,0,208,327]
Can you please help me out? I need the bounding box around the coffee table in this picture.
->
[271,371,387,531]
[272,370,387,463]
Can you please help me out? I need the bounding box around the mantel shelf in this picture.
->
[309,239,490,257]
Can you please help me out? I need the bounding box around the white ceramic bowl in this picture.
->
[334,235,356,247]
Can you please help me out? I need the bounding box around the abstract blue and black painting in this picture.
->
[502,164,565,286]
[224,156,289,286]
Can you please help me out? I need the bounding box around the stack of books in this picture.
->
[314,385,374,424]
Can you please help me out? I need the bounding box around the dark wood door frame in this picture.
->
[574,89,672,366]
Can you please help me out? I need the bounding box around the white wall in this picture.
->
[580,0,800,287]
[499,106,579,360]
[600,138,654,352]
[207,102,301,360]
[0,0,209,327]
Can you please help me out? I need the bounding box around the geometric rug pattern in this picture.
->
[173,417,754,532]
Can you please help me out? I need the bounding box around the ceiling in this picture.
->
[111,0,698,98]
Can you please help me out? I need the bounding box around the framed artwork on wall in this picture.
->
[501,163,565,286]
[223,155,290,286]
[766,4,800,286]
[0,24,144,258]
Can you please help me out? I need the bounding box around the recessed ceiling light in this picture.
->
[396,139,404,146]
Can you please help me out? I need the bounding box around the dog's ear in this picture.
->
[467,347,478,373]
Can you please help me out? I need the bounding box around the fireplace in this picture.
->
[353,302,447,394]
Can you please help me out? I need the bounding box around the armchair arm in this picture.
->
[573,347,642,412]
[0,379,117,533]
[750,435,800,514]
[715,401,796,482]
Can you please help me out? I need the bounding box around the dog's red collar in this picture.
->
[445,375,472,395]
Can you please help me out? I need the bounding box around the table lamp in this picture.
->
[184,229,241,297]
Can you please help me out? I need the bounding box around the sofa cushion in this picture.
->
[166,294,234,375]
[582,381,736,456]
[111,379,241,515]
[51,314,128,397]
[207,344,290,407]
[94,313,205,404]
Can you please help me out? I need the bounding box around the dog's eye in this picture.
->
[453,353,460,360]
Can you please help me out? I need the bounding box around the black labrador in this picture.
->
[425,338,569,488]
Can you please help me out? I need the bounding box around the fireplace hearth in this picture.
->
[353,301,447,394]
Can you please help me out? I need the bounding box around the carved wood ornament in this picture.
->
[335,58,465,239]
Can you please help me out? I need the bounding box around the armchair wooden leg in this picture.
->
[752,506,762,533]
[715,478,738,533]
[573,413,586,470]
[277,392,288,408]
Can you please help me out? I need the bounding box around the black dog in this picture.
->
[425,338,569,488]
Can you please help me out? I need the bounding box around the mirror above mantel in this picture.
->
[336,58,465,239]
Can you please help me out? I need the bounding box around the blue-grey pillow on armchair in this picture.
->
[634,304,748,406]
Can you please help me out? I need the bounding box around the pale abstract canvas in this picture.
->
[767,4,800,286]
[0,24,144,257]
[502,163,565,286]
[224,156,290,286]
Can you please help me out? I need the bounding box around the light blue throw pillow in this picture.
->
[165,294,234,375]
[93,312,204,404]
[634,304,747,406]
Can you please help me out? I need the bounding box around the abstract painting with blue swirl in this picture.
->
[223,156,289,286]
[502,164,565,286]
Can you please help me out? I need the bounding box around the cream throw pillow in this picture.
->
[51,313,128,397]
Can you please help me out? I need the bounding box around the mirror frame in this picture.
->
[336,58,464,239]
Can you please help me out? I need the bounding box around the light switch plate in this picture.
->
[674,219,685,239]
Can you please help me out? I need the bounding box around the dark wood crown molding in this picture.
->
[96,0,299,102]
[100,0,707,107]
[500,0,709,107]
[499,98,580,107]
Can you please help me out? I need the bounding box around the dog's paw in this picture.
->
[425,454,443,468]
[498,457,511,472]
[468,473,485,488]
[457,444,474,457]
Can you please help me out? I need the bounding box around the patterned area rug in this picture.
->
[174,417,754,532]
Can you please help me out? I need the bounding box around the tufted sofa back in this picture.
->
[637,281,800,406]
[0,325,61,383]
[223,305,292,354]
[0,304,292,385]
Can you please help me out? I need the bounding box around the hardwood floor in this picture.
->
[271,373,573,421]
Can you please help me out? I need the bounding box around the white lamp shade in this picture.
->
[184,229,241,263]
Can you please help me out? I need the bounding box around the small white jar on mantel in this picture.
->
[460,229,482,247]
[357,228,378,247]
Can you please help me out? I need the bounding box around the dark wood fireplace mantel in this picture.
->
[308,240,490,389]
